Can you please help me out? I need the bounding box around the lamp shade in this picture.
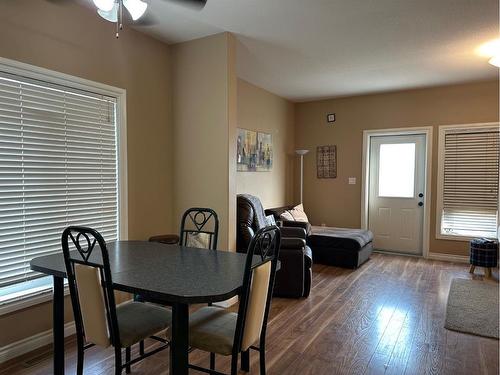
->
[295,149,309,155]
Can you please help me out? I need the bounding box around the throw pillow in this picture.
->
[288,204,309,223]
[280,211,295,221]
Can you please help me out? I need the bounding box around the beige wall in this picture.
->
[171,33,237,250]
[236,80,295,208]
[295,80,499,256]
[0,0,173,346]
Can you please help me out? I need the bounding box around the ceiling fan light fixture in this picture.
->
[93,0,115,12]
[476,38,500,57]
[97,2,118,22]
[123,0,148,21]
[489,55,500,68]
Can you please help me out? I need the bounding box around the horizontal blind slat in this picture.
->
[0,72,119,290]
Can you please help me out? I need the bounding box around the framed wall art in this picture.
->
[317,145,337,178]
[237,129,273,172]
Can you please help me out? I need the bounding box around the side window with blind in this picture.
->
[0,69,121,305]
[437,124,499,239]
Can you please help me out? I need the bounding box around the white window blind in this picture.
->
[441,127,499,238]
[0,71,119,291]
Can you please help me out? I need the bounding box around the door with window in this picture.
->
[368,134,426,254]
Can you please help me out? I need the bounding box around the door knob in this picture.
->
[418,193,424,198]
[418,202,424,207]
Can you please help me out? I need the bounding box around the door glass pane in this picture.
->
[378,143,416,197]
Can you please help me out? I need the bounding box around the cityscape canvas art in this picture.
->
[237,128,273,171]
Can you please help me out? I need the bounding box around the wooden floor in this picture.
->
[1,253,498,375]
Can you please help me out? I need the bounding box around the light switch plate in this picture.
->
[348,177,356,185]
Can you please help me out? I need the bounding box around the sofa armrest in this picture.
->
[280,220,311,235]
[280,226,307,240]
[281,237,306,249]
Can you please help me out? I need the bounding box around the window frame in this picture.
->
[0,57,128,315]
[436,122,499,242]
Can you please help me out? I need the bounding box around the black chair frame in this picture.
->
[188,225,281,375]
[61,226,169,375]
[179,207,219,250]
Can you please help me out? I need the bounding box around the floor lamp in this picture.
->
[295,149,309,204]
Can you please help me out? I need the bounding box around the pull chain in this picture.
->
[115,0,123,38]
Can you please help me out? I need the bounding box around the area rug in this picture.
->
[445,278,499,339]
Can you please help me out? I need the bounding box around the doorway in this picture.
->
[362,128,432,256]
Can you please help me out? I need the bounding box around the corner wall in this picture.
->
[236,79,295,208]
[171,33,237,250]
[295,80,499,256]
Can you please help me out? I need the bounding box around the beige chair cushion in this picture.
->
[187,261,272,355]
[74,264,111,347]
[241,261,271,350]
[116,302,172,348]
[74,264,171,348]
[186,232,211,249]
[187,306,237,355]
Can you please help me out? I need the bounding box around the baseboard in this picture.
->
[0,321,75,364]
[427,252,469,263]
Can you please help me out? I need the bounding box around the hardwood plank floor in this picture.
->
[1,253,498,375]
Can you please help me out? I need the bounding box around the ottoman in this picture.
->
[307,226,374,269]
[469,238,498,278]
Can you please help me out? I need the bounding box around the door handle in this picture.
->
[418,193,424,198]
[418,202,424,207]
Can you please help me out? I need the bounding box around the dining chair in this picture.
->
[61,226,171,375]
[140,208,220,308]
[184,225,281,375]
[149,207,219,250]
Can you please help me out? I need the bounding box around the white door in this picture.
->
[368,134,426,254]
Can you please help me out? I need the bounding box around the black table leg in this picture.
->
[53,276,65,375]
[170,303,189,375]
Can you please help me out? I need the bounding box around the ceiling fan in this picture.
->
[92,0,207,38]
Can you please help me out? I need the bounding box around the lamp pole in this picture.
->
[295,149,309,204]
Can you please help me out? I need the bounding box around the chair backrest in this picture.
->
[234,225,281,352]
[61,226,120,348]
[179,208,219,250]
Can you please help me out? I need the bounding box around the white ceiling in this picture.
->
[94,0,499,101]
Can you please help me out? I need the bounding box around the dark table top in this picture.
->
[30,241,260,304]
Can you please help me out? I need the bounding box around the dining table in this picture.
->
[30,240,261,375]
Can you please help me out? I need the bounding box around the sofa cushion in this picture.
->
[308,226,373,251]
[280,211,295,221]
[287,204,309,223]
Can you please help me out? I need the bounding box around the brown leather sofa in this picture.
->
[237,194,312,298]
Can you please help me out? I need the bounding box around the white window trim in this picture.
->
[0,57,128,316]
[436,122,499,242]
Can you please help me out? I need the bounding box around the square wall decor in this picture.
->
[237,129,273,172]
[317,145,337,178]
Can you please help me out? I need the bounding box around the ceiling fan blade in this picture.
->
[165,0,207,10]
[123,0,148,21]
[44,0,70,5]
[127,11,158,26]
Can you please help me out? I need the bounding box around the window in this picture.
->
[0,60,126,309]
[378,143,416,198]
[437,124,499,239]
